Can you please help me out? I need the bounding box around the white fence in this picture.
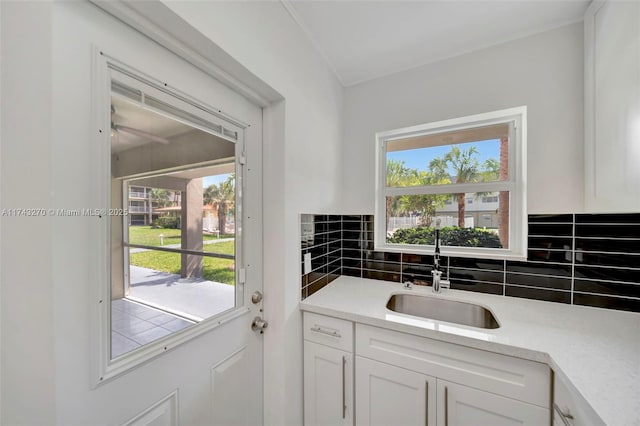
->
[387,216,474,233]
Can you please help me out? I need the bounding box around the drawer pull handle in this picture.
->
[554,403,574,426]
[310,326,341,338]
[342,356,347,419]
[425,381,429,426]
[444,385,449,426]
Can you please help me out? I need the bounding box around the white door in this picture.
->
[437,381,549,426]
[48,2,264,424]
[303,341,353,426]
[355,356,436,426]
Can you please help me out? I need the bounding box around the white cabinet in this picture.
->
[584,0,640,211]
[553,374,605,426]
[439,380,548,426]
[355,356,436,426]
[354,324,550,426]
[303,313,551,426]
[303,312,354,426]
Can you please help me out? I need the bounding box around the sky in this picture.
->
[387,138,500,176]
[203,173,232,188]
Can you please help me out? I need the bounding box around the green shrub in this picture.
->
[156,216,179,229]
[388,226,502,248]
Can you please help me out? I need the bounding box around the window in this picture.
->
[375,107,527,259]
[93,54,248,383]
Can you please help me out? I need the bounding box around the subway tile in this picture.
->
[505,273,572,290]
[312,214,328,223]
[575,237,640,254]
[574,279,640,298]
[401,264,432,277]
[342,229,364,240]
[327,256,341,270]
[506,261,572,277]
[362,260,402,274]
[573,293,640,313]
[364,251,401,262]
[328,239,341,252]
[342,239,362,250]
[402,253,435,266]
[342,248,361,260]
[342,220,363,231]
[342,215,363,222]
[574,265,640,284]
[362,269,401,283]
[528,214,573,223]
[342,267,362,278]
[575,224,640,238]
[450,280,503,295]
[301,287,308,300]
[342,257,362,269]
[505,286,571,304]
[528,223,573,237]
[575,213,640,224]
[450,268,504,284]
[306,275,330,297]
[527,249,572,264]
[528,236,573,251]
[449,257,504,271]
[327,215,342,222]
[575,251,640,268]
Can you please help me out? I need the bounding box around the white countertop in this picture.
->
[300,276,640,426]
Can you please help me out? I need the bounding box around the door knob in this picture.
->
[251,316,268,333]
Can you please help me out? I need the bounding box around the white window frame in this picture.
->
[374,106,527,260]
[90,49,250,386]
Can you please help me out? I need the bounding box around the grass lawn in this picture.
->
[130,240,236,285]
[129,225,233,247]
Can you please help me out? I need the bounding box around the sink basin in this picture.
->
[386,294,500,329]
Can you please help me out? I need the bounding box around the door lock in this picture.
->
[251,291,263,304]
[251,316,268,333]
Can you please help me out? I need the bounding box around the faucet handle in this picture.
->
[403,280,414,289]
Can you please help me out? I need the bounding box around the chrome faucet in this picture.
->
[432,221,449,293]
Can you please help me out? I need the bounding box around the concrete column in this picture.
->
[181,178,203,278]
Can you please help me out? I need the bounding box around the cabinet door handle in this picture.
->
[425,381,429,426]
[342,356,347,419]
[310,326,341,338]
[554,403,574,426]
[444,385,449,426]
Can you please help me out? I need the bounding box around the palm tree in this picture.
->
[385,159,410,233]
[398,169,450,226]
[204,175,235,234]
[443,146,481,227]
[148,188,173,224]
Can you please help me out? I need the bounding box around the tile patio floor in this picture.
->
[111,265,235,358]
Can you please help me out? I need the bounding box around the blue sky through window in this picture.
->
[203,173,232,188]
[387,138,500,177]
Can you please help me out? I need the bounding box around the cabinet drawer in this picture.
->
[304,312,353,352]
[356,324,550,408]
[553,373,604,426]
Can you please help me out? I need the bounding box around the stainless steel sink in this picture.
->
[386,294,500,329]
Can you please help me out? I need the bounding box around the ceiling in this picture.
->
[283,0,590,86]
[111,96,192,153]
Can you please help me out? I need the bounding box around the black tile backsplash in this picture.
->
[300,213,640,312]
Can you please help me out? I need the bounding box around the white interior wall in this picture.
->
[1,1,343,425]
[341,23,584,214]
[0,3,56,423]
[161,3,344,425]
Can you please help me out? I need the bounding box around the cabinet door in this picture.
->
[355,356,436,426]
[584,0,640,211]
[437,380,549,426]
[304,341,353,426]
